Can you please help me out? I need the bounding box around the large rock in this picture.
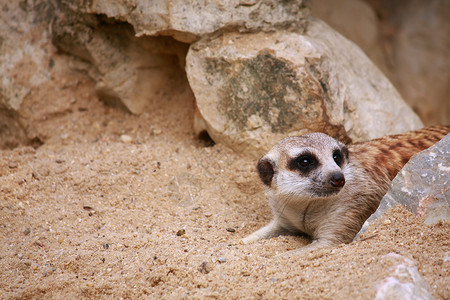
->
[186,18,423,157]
[357,134,450,237]
[375,253,434,300]
[57,0,310,43]
[50,0,310,114]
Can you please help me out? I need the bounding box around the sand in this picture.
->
[0,52,448,299]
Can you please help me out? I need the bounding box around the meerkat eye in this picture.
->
[333,150,343,166]
[292,154,318,173]
[298,155,313,167]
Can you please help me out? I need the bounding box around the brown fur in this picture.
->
[243,126,449,256]
[351,125,449,183]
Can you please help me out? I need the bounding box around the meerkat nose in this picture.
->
[330,172,345,187]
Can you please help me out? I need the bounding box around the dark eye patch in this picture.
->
[288,152,319,174]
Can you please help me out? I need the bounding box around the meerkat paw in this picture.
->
[241,233,261,244]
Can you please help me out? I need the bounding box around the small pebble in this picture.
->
[152,127,162,135]
[23,228,31,235]
[103,243,109,249]
[383,219,392,225]
[176,229,186,236]
[120,134,133,143]
[226,228,236,233]
[218,257,226,263]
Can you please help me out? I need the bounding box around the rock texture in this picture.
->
[375,0,450,126]
[311,0,389,75]
[375,253,434,300]
[0,1,55,148]
[186,18,423,157]
[57,0,310,43]
[51,4,189,114]
[357,134,450,237]
[50,0,310,114]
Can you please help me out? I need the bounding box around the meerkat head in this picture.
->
[257,132,349,199]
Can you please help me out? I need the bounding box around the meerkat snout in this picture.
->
[329,172,345,187]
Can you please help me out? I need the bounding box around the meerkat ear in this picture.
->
[257,157,275,187]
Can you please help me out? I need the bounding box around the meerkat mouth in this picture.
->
[309,186,343,198]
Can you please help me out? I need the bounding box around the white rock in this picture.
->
[375,253,434,300]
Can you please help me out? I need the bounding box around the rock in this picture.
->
[186,18,423,157]
[311,0,389,75]
[375,253,434,300]
[57,0,310,43]
[357,134,449,237]
[218,257,227,263]
[0,1,54,148]
[373,0,450,126]
[120,134,134,143]
[51,5,190,114]
[51,0,309,114]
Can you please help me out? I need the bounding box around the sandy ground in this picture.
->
[0,50,449,299]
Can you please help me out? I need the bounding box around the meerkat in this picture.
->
[242,126,449,256]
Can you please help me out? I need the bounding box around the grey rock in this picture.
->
[375,253,434,300]
[357,134,449,237]
[186,18,423,157]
